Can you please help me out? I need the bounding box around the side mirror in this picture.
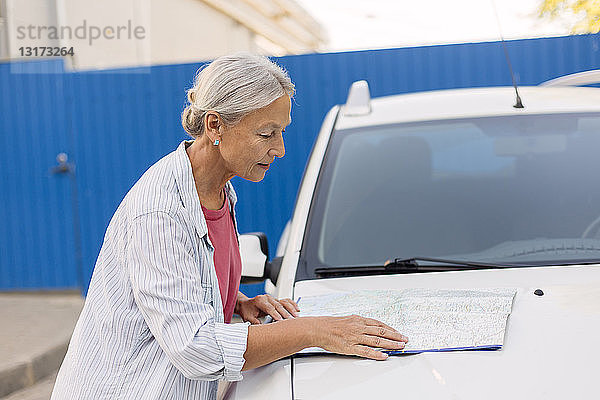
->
[240,233,268,284]
[239,232,282,285]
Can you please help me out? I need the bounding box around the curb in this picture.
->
[0,341,68,398]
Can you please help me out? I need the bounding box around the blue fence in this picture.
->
[1,34,599,296]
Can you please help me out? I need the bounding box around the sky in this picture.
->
[295,0,578,52]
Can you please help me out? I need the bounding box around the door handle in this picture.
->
[51,152,72,174]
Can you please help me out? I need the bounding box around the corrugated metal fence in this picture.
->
[1,34,599,296]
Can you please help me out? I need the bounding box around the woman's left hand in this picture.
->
[235,292,300,324]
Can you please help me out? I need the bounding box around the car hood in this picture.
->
[290,264,600,400]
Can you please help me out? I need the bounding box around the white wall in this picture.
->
[149,0,256,66]
[59,0,151,69]
[6,0,148,69]
[6,0,60,57]
[3,0,320,70]
[0,0,9,58]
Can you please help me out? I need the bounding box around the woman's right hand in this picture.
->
[243,314,409,371]
[309,315,409,360]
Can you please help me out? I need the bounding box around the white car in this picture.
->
[231,70,600,400]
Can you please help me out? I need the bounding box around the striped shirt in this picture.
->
[51,141,250,400]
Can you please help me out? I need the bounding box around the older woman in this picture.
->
[51,53,408,400]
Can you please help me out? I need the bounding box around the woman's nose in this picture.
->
[271,134,285,159]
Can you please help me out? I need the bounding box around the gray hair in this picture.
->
[181,52,295,138]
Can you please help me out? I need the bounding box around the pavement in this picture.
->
[0,293,241,399]
[0,292,84,400]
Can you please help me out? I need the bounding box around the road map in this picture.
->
[297,288,517,354]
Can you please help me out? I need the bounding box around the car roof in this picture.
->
[335,86,600,130]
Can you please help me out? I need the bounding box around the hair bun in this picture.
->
[181,106,203,138]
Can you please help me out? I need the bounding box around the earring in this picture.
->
[213,139,220,146]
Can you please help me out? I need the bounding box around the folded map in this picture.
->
[296,288,517,354]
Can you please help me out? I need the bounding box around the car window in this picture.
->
[299,113,600,280]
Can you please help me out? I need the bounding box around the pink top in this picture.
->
[201,195,242,323]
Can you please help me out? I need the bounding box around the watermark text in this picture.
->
[16,20,146,46]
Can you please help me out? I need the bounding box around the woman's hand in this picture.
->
[235,292,300,324]
[242,314,409,370]
[310,315,409,360]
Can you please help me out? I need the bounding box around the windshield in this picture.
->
[298,113,600,280]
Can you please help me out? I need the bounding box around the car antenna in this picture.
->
[491,0,524,108]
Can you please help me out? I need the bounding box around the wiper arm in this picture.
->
[390,256,517,270]
[315,256,523,278]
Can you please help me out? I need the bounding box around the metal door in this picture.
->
[0,60,81,290]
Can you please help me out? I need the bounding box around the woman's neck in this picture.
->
[185,139,233,210]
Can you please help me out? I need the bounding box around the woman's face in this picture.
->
[219,94,291,182]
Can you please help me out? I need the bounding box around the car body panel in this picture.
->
[292,265,600,399]
[337,86,600,130]
[224,359,291,400]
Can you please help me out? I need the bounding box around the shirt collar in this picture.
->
[173,140,238,239]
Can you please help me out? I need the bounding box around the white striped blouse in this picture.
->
[51,141,250,400]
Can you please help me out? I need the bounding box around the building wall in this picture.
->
[4,0,61,55]
[0,0,7,58]
[59,0,151,69]
[4,0,150,68]
[149,0,256,66]
[2,0,322,69]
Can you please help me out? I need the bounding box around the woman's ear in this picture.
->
[204,112,221,143]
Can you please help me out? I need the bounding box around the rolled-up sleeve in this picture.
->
[127,211,249,381]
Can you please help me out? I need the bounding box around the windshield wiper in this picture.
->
[314,256,525,278]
